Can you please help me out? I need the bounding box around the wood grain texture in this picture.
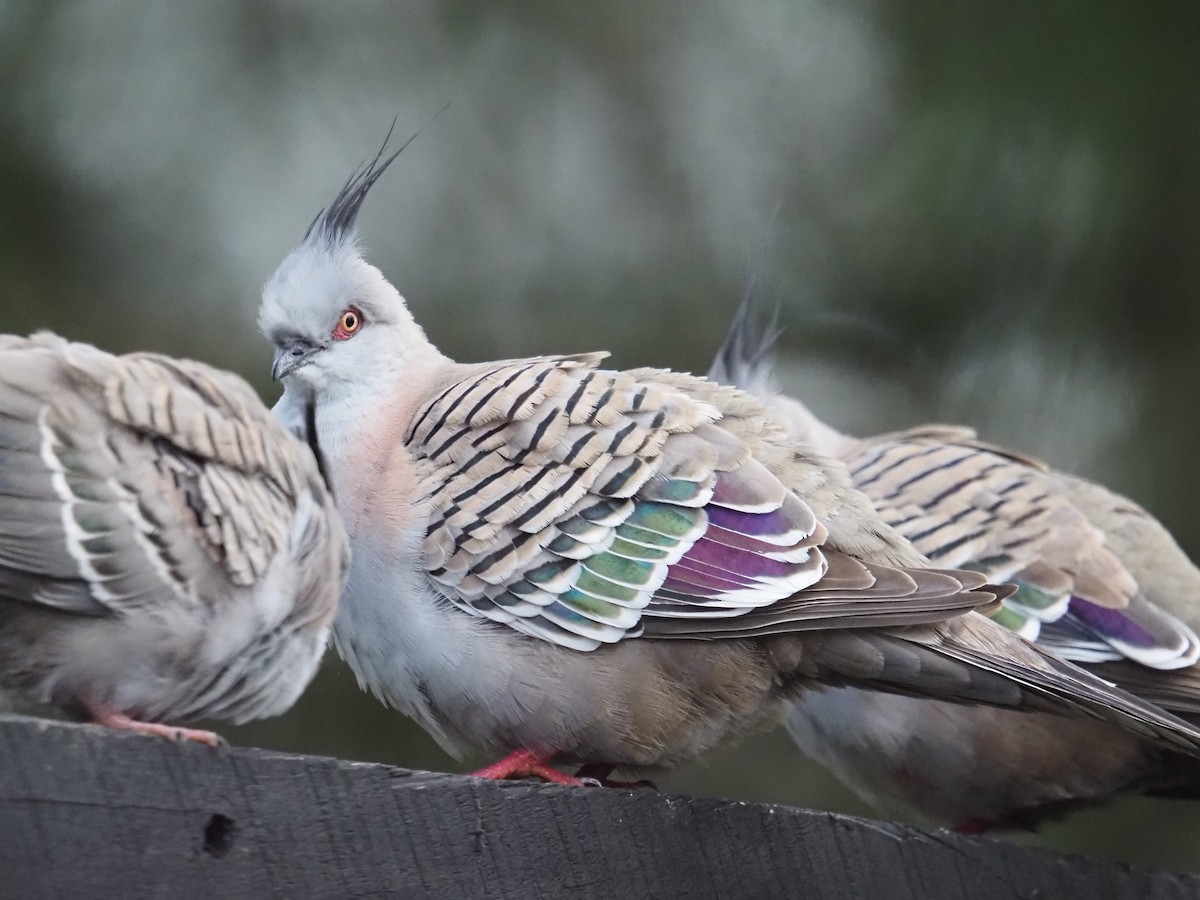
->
[0,713,1196,899]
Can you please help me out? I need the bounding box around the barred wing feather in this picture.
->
[412,356,996,651]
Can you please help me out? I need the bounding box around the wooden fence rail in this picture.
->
[0,713,1197,898]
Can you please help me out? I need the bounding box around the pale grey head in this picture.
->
[259,131,437,398]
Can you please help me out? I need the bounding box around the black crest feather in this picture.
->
[303,103,452,249]
[303,121,405,248]
[709,204,784,385]
[708,274,782,386]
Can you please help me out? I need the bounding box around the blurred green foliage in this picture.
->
[4,0,1200,873]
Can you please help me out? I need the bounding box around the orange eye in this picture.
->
[333,307,363,341]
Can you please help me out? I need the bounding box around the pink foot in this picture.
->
[469,748,586,786]
[90,710,224,747]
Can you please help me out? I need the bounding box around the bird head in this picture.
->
[258,130,439,398]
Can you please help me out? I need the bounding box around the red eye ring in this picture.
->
[333,306,363,341]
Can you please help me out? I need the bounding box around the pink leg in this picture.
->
[469,748,586,786]
[89,709,224,748]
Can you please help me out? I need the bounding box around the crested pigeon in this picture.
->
[710,290,1200,830]
[258,139,1200,788]
[0,333,348,745]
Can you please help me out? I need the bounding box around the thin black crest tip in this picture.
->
[712,275,782,381]
[709,211,785,383]
[303,101,454,248]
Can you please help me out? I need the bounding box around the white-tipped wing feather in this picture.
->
[841,427,1200,673]
[409,354,1001,652]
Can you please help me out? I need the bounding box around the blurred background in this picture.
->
[4,0,1200,873]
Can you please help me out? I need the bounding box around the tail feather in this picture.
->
[798,618,1200,759]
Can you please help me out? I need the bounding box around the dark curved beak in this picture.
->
[272,338,322,381]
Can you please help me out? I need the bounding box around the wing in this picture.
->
[411,355,1002,652]
[0,334,337,618]
[1042,471,1200,706]
[845,426,1200,670]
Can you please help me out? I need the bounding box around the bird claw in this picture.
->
[574,763,659,790]
[168,726,227,748]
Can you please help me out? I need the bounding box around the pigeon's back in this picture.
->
[0,333,348,735]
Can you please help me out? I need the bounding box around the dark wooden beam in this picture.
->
[0,713,1196,899]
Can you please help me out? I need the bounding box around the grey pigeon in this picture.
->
[257,139,1200,788]
[0,333,348,745]
[709,289,1200,830]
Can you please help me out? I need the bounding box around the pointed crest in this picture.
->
[708,271,783,389]
[302,102,452,250]
[709,207,784,388]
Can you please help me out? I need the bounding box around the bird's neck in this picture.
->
[316,332,447,433]
[310,348,451,539]
[768,395,853,458]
